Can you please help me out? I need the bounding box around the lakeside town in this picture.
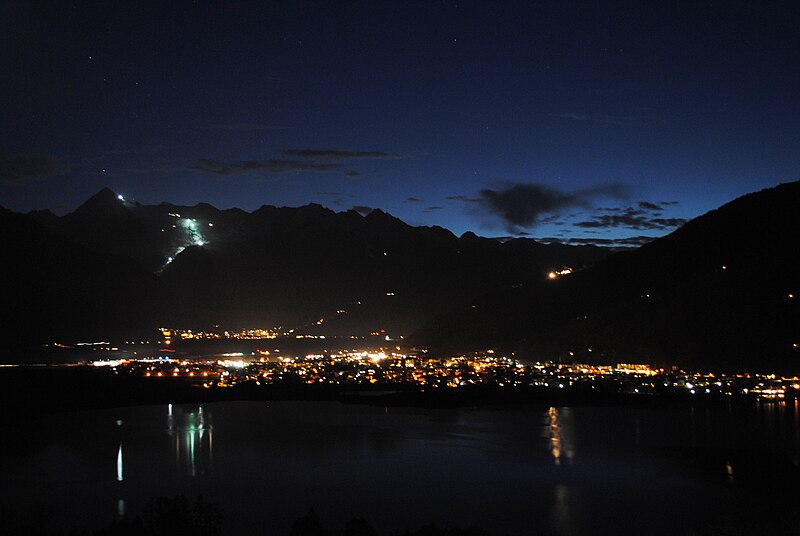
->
[87,351,800,401]
[16,326,795,404]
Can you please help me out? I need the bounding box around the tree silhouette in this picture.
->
[290,508,326,536]
[140,495,222,536]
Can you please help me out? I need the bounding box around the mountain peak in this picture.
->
[365,207,402,223]
[70,187,126,218]
[92,186,119,202]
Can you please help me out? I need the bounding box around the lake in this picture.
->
[2,400,799,535]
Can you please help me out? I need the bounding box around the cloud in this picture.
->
[351,205,374,216]
[618,236,659,246]
[650,217,689,227]
[557,112,658,126]
[317,191,343,205]
[424,206,443,212]
[558,112,592,121]
[445,195,480,202]
[575,204,687,231]
[636,200,680,211]
[0,155,55,182]
[476,182,628,231]
[281,149,401,160]
[637,201,663,211]
[542,235,657,248]
[405,197,424,204]
[204,123,291,131]
[189,159,342,176]
[190,148,401,178]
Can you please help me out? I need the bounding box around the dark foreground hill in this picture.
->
[0,207,167,351]
[412,181,800,373]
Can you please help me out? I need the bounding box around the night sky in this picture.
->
[2,1,798,246]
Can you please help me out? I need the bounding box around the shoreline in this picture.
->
[0,366,783,418]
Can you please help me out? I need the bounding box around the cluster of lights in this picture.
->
[159,327,289,341]
[181,218,206,246]
[73,351,800,401]
[548,267,574,280]
[159,214,211,270]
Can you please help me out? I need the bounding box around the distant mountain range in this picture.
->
[4,182,797,372]
[4,188,607,350]
[412,181,800,373]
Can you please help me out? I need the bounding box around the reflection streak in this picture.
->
[116,443,123,482]
[548,407,562,465]
[167,404,214,477]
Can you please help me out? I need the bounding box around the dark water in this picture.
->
[2,400,800,535]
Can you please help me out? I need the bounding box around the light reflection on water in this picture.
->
[548,406,562,465]
[795,398,800,467]
[166,404,213,478]
[547,406,575,467]
[551,484,580,536]
[1,400,800,535]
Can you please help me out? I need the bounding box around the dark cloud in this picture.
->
[190,148,402,177]
[539,214,562,222]
[405,197,424,203]
[638,201,663,211]
[189,159,342,175]
[477,182,628,231]
[492,231,531,242]
[351,205,374,216]
[557,112,658,126]
[617,236,659,246]
[558,112,592,121]
[0,155,56,182]
[575,204,687,231]
[650,217,689,227]
[204,123,290,131]
[317,191,343,205]
[189,150,403,179]
[424,206,443,212]
[281,149,401,160]
[542,235,656,248]
[636,200,680,211]
[445,195,480,202]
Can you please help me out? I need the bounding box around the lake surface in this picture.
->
[2,400,800,535]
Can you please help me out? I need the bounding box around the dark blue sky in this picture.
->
[1,1,798,246]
